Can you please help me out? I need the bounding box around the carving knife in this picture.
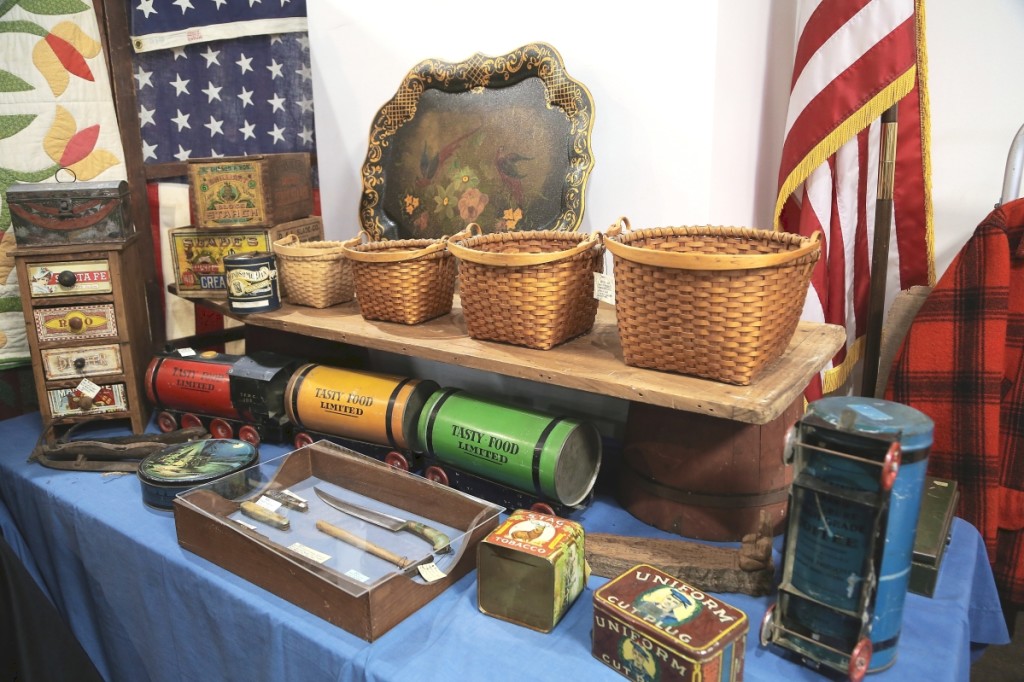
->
[313,486,452,553]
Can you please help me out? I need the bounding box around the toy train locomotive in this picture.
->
[145,350,603,516]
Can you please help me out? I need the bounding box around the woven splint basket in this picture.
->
[272,234,354,308]
[341,233,457,325]
[446,225,604,350]
[604,218,821,385]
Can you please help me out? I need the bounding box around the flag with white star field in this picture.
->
[131,32,315,165]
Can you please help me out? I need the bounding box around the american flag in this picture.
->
[130,1,314,164]
[775,0,934,399]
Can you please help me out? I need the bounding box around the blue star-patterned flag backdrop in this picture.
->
[130,1,313,164]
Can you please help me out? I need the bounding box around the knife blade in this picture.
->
[313,486,451,553]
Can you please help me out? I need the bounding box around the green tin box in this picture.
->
[909,476,959,597]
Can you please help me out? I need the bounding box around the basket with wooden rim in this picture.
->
[446,224,605,350]
[272,234,355,309]
[341,231,458,325]
[604,217,821,385]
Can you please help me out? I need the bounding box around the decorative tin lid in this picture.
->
[138,438,258,486]
[805,397,934,452]
[594,564,748,656]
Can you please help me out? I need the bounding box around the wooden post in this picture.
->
[861,104,899,397]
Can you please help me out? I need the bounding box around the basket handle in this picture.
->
[340,229,465,263]
[446,224,602,266]
[273,233,345,257]
[604,223,821,271]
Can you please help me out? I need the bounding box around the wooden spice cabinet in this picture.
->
[14,236,153,440]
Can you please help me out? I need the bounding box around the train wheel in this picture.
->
[181,413,203,430]
[881,443,901,491]
[293,432,314,449]
[384,451,410,471]
[424,466,449,486]
[759,603,776,647]
[848,638,872,682]
[156,411,178,433]
[209,418,233,439]
[238,425,261,445]
[530,502,556,516]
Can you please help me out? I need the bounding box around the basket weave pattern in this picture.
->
[346,239,457,325]
[274,241,354,309]
[609,226,820,385]
[453,231,603,350]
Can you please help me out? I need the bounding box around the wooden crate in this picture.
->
[188,153,313,229]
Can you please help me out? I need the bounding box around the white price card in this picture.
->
[288,542,331,564]
[75,378,101,399]
[177,347,196,357]
[593,272,616,305]
[417,562,447,583]
[255,495,283,513]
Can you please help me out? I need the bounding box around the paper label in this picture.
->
[288,542,330,564]
[178,347,196,357]
[417,562,447,583]
[75,378,101,399]
[255,495,283,513]
[593,272,616,305]
[344,568,371,583]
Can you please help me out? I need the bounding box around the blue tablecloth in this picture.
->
[0,412,1009,682]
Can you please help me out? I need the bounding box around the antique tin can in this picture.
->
[768,397,933,674]
[284,364,438,451]
[6,179,133,246]
[224,252,281,314]
[188,153,312,228]
[477,509,587,632]
[593,564,748,682]
[416,389,602,507]
[909,477,958,597]
[169,218,323,298]
[137,438,258,509]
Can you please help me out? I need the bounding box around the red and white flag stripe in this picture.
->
[776,0,934,399]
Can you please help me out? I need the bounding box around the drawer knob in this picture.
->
[68,316,84,333]
[73,357,86,370]
[57,270,77,288]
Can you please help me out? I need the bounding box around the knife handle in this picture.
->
[401,521,451,553]
[315,520,413,569]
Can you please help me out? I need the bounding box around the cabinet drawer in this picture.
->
[47,383,129,417]
[41,344,123,380]
[33,304,118,342]
[27,259,112,297]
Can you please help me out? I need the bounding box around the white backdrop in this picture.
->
[308,0,1024,281]
[305,1,1024,423]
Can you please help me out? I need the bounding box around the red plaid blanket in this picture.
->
[887,198,1024,606]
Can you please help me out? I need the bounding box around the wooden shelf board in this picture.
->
[181,292,845,425]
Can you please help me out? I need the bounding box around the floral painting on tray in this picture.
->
[359,43,595,241]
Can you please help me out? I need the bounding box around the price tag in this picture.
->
[255,495,283,513]
[75,378,101,399]
[417,562,447,583]
[288,542,330,564]
[344,568,371,583]
[177,347,196,357]
[593,272,616,305]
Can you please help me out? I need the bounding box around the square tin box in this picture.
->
[593,564,748,682]
[6,180,133,246]
[477,509,587,632]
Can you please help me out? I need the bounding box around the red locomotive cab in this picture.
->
[145,353,242,421]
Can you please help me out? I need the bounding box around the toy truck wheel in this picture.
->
[293,432,314,449]
[156,411,178,432]
[181,413,203,430]
[530,502,556,516]
[209,418,233,439]
[425,466,449,486]
[848,637,872,682]
[238,425,261,445]
[384,451,410,471]
[881,443,901,491]
[759,603,776,647]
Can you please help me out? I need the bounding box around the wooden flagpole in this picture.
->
[860,103,899,397]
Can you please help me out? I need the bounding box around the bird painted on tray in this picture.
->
[495,146,531,206]
[416,125,482,188]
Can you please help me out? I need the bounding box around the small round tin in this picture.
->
[137,438,259,510]
[223,252,281,314]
